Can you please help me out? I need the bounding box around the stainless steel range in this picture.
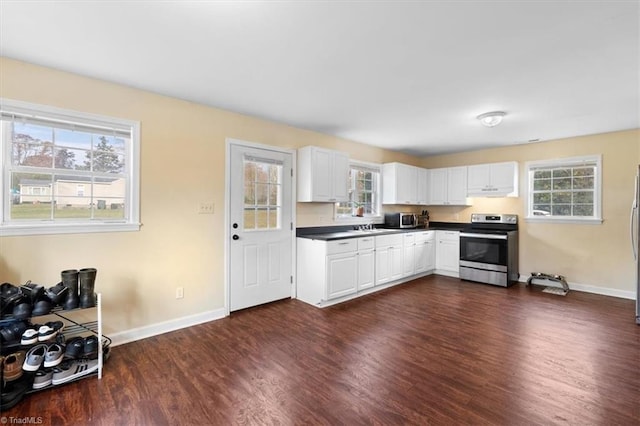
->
[459,214,519,287]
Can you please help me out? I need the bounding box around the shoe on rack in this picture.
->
[43,344,64,368]
[51,358,98,385]
[19,281,44,304]
[22,344,48,372]
[2,351,26,382]
[1,285,24,319]
[38,321,64,342]
[63,337,84,360]
[31,298,52,316]
[12,302,32,320]
[61,269,79,310]
[45,282,68,305]
[20,326,40,345]
[1,321,29,345]
[32,368,53,390]
[78,268,97,309]
[83,335,99,359]
[0,373,33,411]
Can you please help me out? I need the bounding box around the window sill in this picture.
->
[334,215,383,224]
[0,222,141,237]
[525,217,603,225]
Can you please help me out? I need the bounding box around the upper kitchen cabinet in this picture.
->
[428,166,471,206]
[467,161,519,197]
[297,146,349,202]
[382,162,429,205]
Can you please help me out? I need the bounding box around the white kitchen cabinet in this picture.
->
[297,236,375,306]
[416,167,429,205]
[357,237,375,291]
[327,251,358,299]
[382,162,429,205]
[428,167,471,206]
[375,233,404,285]
[297,146,349,202]
[402,233,416,277]
[467,161,518,197]
[435,230,460,276]
[414,230,435,274]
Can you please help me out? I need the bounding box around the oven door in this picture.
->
[459,232,508,270]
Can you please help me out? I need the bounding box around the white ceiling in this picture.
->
[1,1,638,156]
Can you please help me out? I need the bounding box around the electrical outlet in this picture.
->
[198,202,214,214]
[176,287,184,299]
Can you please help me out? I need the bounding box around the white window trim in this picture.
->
[525,154,603,224]
[0,98,141,236]
[335,160,384,223]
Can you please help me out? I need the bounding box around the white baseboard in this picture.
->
[519,275,636,300]
[109,308,227,347]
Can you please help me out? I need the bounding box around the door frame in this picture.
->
[224,138,297,315]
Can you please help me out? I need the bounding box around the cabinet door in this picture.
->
[447,166,468,205]
[332,151,350,202]
[414,241,428,274]
[326,252,358,299]
[311,148,333,201]
[357,250,375,291]
[416,168,429,204]
[425,239,436,271]
[467,164,491,194]
[403,243,415,277]
[489,162,517,195]
[429,168,447,205]
[390,245,404,281]
[436,233,460,273]
[375,247,391,286]
[396,164,418,204]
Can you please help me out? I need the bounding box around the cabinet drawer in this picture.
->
[357,237,375,251]
[436,230,459,241]
[403,233,415,245]
[326,239,358,255]
[375,234,403,248]
[414,231,435,243]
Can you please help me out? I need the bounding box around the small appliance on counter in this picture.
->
[384,212,418,229]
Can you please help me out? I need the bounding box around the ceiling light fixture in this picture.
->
[477,111,506,127]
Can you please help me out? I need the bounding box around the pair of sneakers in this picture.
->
[23,343,64,371]
[32,358,99,389]
[21,321,64,345]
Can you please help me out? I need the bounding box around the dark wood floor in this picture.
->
[4,275,639,425]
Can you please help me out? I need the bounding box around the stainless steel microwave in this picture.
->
[384,213,418,229]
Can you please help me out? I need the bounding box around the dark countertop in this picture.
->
[297,221,467,241]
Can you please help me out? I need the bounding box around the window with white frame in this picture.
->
[1,98,140,236]
[336,162,381,219]
[526,155,602,223]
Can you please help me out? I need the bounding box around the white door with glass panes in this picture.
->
[229,143,293,311]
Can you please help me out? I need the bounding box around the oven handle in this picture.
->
[460,232,508,240]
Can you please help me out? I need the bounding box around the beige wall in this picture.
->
[0,58,419,334]
[421,129,640,294]
[1,57,637,337]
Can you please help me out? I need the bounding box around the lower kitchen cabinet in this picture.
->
[414,230,436,274]
[297,236,376,306]
[375,234,404,286]
[326,251,358,299]
[297,229,453,307]
[357,237,375,291]
[435,230,460,276]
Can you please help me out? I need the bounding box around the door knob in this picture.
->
[232,234,239,240]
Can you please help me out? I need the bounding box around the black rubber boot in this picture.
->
[78,268,97,309]
[61,269,79,310]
